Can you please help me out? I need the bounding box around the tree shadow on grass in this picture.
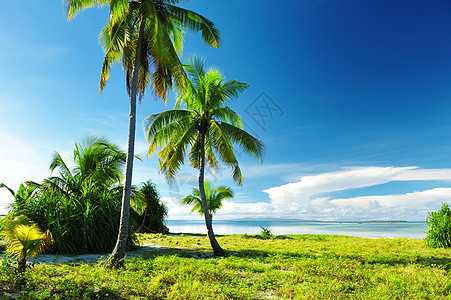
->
[359,255,451,270]
[139,242,451,272]
[2,285,129,300]
[127,233,451,273]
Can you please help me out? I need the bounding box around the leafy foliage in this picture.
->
[133,180,169,233]
[426,203,451,248]
[259,226,273,239]
[144,57,264,256]
[181,179,232,219]
[144,56,265,185]
[1,215,53,274]
[5,136,139,254]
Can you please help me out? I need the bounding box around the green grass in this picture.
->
[1,233,451,299]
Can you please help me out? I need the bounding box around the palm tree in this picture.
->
[1,215,54,274]
[181,179,232,220]
[144,57,265,256]
[133,180,169,233]
[66,0,221,266]
[36,135,126,197]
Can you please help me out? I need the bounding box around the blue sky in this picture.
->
[2,0,451,221]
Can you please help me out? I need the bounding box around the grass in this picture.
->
[1,233,451,299]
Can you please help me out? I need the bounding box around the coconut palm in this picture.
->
[181,179,232,220]
[1,215,54,273]
[144,56,265,256]
[66,0,220,266]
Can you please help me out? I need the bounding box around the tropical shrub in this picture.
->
[132,180,169,234]
[5,136,139,254]
[1,215,53,273]
[259,226,273,239]
[426,203,451,248]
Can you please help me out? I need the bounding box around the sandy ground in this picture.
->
[4,242,165,265]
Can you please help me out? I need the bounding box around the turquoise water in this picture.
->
[167,220,427,239]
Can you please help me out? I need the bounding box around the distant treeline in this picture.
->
[366,220,407,223]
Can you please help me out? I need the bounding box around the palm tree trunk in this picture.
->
[18,257,27,274]
[198,132,225,256]
[107,19,145,268]
[137,208,148,233]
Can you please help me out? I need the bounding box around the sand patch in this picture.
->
[2,243,165,265]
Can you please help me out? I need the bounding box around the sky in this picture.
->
[1,0,451,221]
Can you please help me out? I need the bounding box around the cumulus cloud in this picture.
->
[162,166,451,221]
[161,196,197,220]
[330,187,451,210]
[260,166,451,221]
[264,166,419,205]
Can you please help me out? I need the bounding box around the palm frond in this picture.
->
[2,215,54,260]
[216,122,265,163]
[157,124,198,182]
[165,5,221,48]
[211,107,243,128]
[49,151,73,178]
[180,180,232,217]
[66,0,109,20]
[0,183,15,198]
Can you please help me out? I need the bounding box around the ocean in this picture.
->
[166,220,427,239]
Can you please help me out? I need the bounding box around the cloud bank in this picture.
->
[261,166,451,220]
[164,166,451,221]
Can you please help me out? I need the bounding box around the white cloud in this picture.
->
[393,169,451,181]
[215,200,274,219]
[330,187,451,210]
[163,196,276,221]
[162,196,200,220]
[260,166,451,221]
[264,166,418,205]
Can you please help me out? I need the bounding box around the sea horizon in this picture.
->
[166,219,427,239]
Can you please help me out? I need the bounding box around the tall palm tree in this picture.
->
[181,179,232,220]
[66,0,221,266]
[144,57,265,256]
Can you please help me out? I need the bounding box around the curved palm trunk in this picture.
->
[107,19,145,268]
[136,207,148,233]
[198,132,225,256]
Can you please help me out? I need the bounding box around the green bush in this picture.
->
[259,226,273,239]
[132,180,169,234]
[9,187,138,254]
[426,203,451,248]
[5,136,139,254]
